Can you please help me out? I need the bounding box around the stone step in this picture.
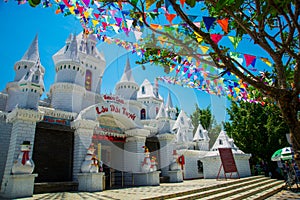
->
[142,176,266,200]
[168,177,272,200]
[243,181,284,200]
[34,182,78,194]
[203,179,283,200]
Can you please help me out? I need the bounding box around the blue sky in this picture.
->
[0,1,228,124]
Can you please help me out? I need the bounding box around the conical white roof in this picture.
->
[193,124,210,141]
[176,127,186,143]
[211,130,235,151]
[120,57,135,83]
[156,103,167,119]
[63,34,79,62]
[165,92,173,109]
[137,79,163,99]
[172,110,190,131]
[52,32,105,65]
[21,34,39,62]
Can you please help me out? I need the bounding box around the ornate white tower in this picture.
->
[50,33,106,112]
[137,79,163,120]
[5,35,45,111]
[50,34,85,113]
[165,92,177,120]
[115,57,139,100]
[156,103,171,134]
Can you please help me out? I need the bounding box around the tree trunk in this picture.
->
[278,92,300,168]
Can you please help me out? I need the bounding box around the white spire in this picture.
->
[64,34,79,62]
[22,34,39,62]
[166,92,173,109]
[211,130,233,151]
[193,123,210,141]
[120,57,135,82]
[156,103,167,119]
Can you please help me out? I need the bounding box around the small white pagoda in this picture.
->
[200,130,251,179]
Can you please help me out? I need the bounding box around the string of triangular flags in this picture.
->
[17,0,273,70]
[14,0,272,105]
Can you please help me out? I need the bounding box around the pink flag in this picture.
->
[210,34,223,44]
[244,54,256,67]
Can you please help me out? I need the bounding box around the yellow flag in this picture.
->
[69,6,75,14]
[146,0,156,10]
[200,46,209,54]
[84,11,89,19]
[194,31,203,43]
[170,66,175,72]
[261,57,272,67]
[92,20,99,27]
[234,87,240,93]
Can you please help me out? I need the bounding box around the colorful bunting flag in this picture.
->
[261,57,272,67]
[217,18,229,33]
[150,24,163,30]
[244,54,256,67]
[180,0,185,7]
[146,0,156,10]
[165,13,177,24]
[200,46,209,54]
[187,15,198,22]
[228,36,242,49]
[210,34,223,44]
[203,16,216,32]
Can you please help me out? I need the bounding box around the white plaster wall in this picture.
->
[158,138,173,176]
[115,83,139,101]
[26,90,40,110]
[124,137,145,173]
[73,130,93,181]
[51,84,85,113]
[55,61,85,86]
[200,154,251,179]
[14,61,34,82]
[6,87,24,112]
[0,119,37,193]
[180,150,203,179]
[0,93,8,111]
[0,116,12,189]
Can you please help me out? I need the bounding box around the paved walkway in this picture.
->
[18,179,300,200]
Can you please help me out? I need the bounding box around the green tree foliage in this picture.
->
[33,0,299,166]
[190,104,212,131]
[129,0,300,167]
[190,104,221,148]
[224,101,289,165]
[209,122,222,148]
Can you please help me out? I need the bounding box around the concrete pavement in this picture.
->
[17,178,300,200]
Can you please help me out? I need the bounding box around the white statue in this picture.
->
[170,150,181,171]
[12,141,35,174]
[81,143,99,173]
[141,146,151,173]
[150,156,158,172]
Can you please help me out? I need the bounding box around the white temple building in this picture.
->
[0,33,251,197]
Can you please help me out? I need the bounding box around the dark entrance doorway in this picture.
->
[33,122,74,182]
[145,137,160,170]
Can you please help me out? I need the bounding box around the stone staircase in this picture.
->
[142,176,284,200]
